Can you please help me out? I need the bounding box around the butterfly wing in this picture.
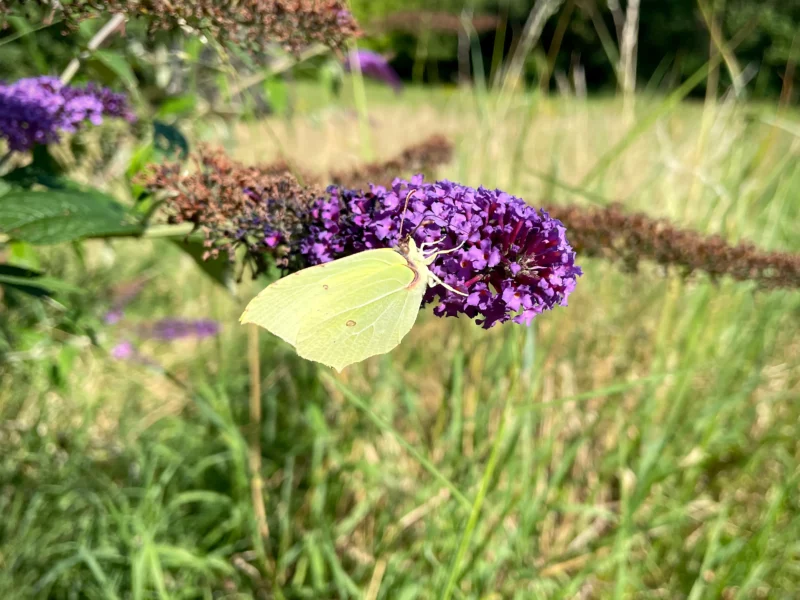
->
[241,249,427,371]
[296,265,426,372]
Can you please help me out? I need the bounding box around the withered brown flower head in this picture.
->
[331,134,454,189]
[1,0,360,54]
[258,159,317,186]
[139,146,323,277]
[547,203,800,290]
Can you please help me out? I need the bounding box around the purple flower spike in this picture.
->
[345,50,403,94]
[145,318,221,341]
[299,177,582,328]
[0,76,134,152]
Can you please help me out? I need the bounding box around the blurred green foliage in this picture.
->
[347,0,800,97]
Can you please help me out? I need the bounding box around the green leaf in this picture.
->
[0,189,143,245]
[0,264,82,298]
[153,121,189,160]
[173,239,235,292]
[318,61,343,101]
[6,16,48,73]
[1,146,73,190]
[92,49,141,98]
[155,95,197,120]
[8,241,40,270]
[126,141,155,180]
[264,76,289,116]
[2,168,80,192]
[0,178,12,198]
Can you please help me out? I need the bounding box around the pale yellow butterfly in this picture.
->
[240,232,465,372]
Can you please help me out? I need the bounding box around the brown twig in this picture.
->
[60,13,126,85]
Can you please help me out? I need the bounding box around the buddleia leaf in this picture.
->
[0,188,143,244]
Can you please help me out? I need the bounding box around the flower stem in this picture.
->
[140,223,196,239]
[60,13,126,85]
[248,324,271,554]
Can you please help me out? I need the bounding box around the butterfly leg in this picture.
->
[427,271,468,296]
[421,239,466,264]
[419,237,446,254]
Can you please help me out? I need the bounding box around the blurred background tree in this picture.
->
[348,0,800,98]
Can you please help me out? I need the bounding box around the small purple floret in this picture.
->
[0,76,135,152]
[299,177,582,328]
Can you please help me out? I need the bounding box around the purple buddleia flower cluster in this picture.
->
[300,176,582,328]
[0,76,135,152]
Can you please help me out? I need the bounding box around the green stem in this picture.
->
[140,223,196,239]
[0,18,63,48]
[348,41,374,161]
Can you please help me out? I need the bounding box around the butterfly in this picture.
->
[240,195,465,371]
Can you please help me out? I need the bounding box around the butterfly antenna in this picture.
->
[397,190,417,239]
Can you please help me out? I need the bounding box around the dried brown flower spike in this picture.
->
[331,134,454,190]
[139,146,322,276]
[547,203,800,290]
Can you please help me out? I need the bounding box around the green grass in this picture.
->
[2,82,800,598]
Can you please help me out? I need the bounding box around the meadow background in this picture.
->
[1,1,799,598]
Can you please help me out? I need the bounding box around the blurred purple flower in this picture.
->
[299,177,582,328]
[109,339,162,369]
[110,340,135,360]
[104,309,124,325]
[344,50,403,94]
[0,76,135,152]
[144,318,221,341]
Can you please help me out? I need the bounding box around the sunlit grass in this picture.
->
[2,82,799,598]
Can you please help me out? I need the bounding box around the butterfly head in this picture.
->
[395,236,425,263]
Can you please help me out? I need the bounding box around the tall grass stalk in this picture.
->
[347,42,374,161]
